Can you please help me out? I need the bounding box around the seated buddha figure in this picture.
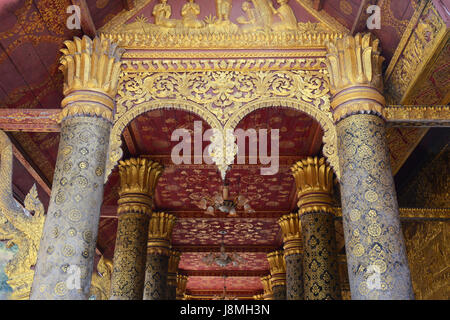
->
[181,0,205,29]
[269,0,298,31]
[152,0,178,28]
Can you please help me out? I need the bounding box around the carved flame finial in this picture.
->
[147,212,177,255]
[325,33,386,122]
[117,158,164,215]
[59,36,125,121]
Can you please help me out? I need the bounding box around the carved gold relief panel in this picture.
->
[403,221,450,300]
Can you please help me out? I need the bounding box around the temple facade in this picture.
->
[0,0,448,300]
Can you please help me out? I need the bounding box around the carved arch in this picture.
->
[106,99,222,181]
[224,97,339,179]
[106,97,339,182]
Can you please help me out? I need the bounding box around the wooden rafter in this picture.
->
[122,0,135,10]
[122,126,138,156]
[7,133,52,196]
[313,0,324,11]
[70,0,97,38]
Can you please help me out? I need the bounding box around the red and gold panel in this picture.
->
[179,252,269,271]
[172,218,282,246]
[186,276,263,292]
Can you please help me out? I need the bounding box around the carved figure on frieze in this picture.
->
[0,130,45,300]
[211,0,239,32]
[181,0,205,29]
[152,0,179,28]
[237,1,264,31]
[269,0,298,31]
[250,0,274,28]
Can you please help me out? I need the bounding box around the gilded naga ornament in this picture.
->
[90,256,113,300]
[0,130,45,299]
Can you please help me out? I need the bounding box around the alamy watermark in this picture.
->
[367,5,381,30]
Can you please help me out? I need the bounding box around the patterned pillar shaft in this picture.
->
[326,33,414,299]
[260,275,273,300]
[278,213,304,300]
[110,158,164,300]
[267,251,286,300]
[176,274,189,300]
[167,250,181,300]
[292,157,341,300]
[143,212,176,300]
[30,36,124,300]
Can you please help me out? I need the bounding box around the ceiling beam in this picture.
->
[7,133,52,196]
[0,109,60,132]
[313,0,324,11]
[122,0,135,10]
[70,0,97,38]
[184,270,268,277]
[173,245,278,253]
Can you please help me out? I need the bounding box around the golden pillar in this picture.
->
[278,213,304,300]
[167,250,181,300]
[253,294,264,300]
[326,33,414,299]
[176,274,189,300]
[110,158,163,300]
[260,275,273,300]
[292,157,341,300]
[30,36,124,300]
[267,251,286,300]
[143,212,176,300]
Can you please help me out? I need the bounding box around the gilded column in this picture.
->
[278,213,304,300]
[143,212,176,300]
[30,36,124,300]
[267,251,286,300]
[110,158,164,300]
[167,250,181,300]
[260,275,273,300]
[291,157,341,300]
[176,274,189,300]
[326,33,414,299]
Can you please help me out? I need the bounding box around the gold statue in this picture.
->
[211,0,238,32]
[152,0,178,28]
[90,256,113,300]
[250,0,273,28]
[0,130,45,299]
[269,0,298,31]
[237,1,262,30]
[181,0,205,29]
[215,0,233,23]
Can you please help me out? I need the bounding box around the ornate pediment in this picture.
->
[99,0,348,49]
